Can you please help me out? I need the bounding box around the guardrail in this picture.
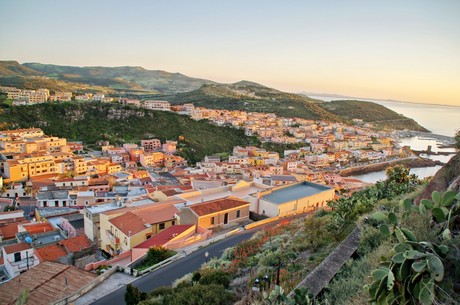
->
[135,253,180,276]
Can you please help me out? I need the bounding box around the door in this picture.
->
[224,213,229,224]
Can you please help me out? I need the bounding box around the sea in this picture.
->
[309,95,460,183]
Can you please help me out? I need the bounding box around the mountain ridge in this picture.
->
[0,60,428,131]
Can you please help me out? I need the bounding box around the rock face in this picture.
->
[415,152,460,204]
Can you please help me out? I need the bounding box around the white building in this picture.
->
[2,243,40,279]
[143,100,171,111]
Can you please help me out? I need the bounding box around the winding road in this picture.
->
[91,228,259,305]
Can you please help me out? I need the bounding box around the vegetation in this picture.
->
[165,83,341,122]
[0,61,212,95]
[365,190,460,305]
[0,101,260,163]
[125,284,148,305]
[138,247,176,271]
[321,100,428,131]
[1,61,429,132]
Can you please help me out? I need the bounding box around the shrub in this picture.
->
[163,284,234,305]
[125,284,147,305]
[149,286,174,297]
[199,270,231,289]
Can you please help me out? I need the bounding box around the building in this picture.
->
[1,242,40,279]
[0,261,97,305]
[83,201,125,246]
[99,203,180,256]
[143,100,171,111]
[180,196,250,229]
[248,181,335,217]
[141,139,162,152]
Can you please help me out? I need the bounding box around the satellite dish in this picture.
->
[25,236,33,243]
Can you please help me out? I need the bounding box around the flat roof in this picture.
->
[261,182,332,205]
[85,202,123,215]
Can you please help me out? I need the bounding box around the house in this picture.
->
[1,242,40,279]
[248,181,335,217]
[99,203,180,256]
[180,196,250,229]
[0,261,97,305]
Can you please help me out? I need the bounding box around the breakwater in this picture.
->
[338,158,441,177]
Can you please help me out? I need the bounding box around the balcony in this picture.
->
[106,230,120,245]
[8,257,40,273]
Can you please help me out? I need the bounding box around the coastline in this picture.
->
[338,157,442,177]
[397,131,455,145]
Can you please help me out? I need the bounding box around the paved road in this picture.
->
[91,229,256,305]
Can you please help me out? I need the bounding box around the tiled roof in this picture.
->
[109,212,148,236]
[109,204,180,236]
[21,222,55,234]
[3,242,32,254]
[58,235,92,252]
[190,196,250,217]
[35,244,68,262]
[0,261,97,305]
[0,222,23,240]
[134,224,194,249]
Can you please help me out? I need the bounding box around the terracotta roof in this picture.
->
[35,244,68,262]
[190,196,250,217]
[109,212,146,236]
[161,189,181,196]
[109,204,180,236]
[0,261,97,305]
[134,224,194,249]
[58,235,92,252]
[0,223,22,240]
[21,222,55,234]
[3,242,32,254]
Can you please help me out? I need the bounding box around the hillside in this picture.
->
[22,62,215,94]
[0,102,259,163]
[320,100,428,131]
[0,60,41,76]
[166,82,342,122]
[0,61,428,131]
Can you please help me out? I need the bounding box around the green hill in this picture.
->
[0,61,428,131]
[22,62,214,94]
[320,100,428,131]
[0,60,41,76]
[166,82,342,122]
[0,102,259,163]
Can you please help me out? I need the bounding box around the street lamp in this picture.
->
[252,278,261,292]
[204,251,209,263]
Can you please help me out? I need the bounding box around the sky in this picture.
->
[1,0,459,106]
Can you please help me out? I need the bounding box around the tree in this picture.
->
[125,284,147,305]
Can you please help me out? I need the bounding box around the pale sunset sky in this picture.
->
[0,0,459,106]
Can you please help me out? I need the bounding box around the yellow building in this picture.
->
[4,154,56,182]
[99,203,180,256]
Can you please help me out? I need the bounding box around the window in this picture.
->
[159,223,165,230]
[236,210,241,218]
[262,210,266,215]
[172,220,175,226]
[14,252,21,262]
[211,217,215,225]
[124,237,127,245]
